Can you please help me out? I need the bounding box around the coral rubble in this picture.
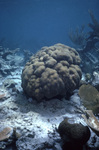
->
[92,71,99,91]
[82,110,99,136]
[0,46,32,77]
[0,127,13,141]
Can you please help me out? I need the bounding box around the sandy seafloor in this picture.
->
[0,53,99,150]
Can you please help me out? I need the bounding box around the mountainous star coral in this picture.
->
[21,43,82,101]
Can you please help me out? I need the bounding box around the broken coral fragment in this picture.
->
[0,127,13,141]
[82,110,99,136]
[92,71,99,91]
[0,94,6,100]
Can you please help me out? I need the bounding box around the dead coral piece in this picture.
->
[92,71,99,91]
[79,84,99,114]
[1,48,20,60]
[21,43,82,101]
[0,127,13,141]
[0,93,6,100]
[82,110,99,136]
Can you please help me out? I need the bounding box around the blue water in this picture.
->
[0,0,99,53]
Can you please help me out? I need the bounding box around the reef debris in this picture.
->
[82,110,99,136]
[0,127,13,141]
[92,71,99,91]
[0,94,6,100]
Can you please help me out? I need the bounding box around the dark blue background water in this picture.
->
[0,0,99,53]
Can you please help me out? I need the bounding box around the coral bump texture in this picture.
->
[21,43,82,101]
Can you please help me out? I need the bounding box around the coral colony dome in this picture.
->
[21,43,82,101]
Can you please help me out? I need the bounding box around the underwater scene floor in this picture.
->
[0,46,99,150]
